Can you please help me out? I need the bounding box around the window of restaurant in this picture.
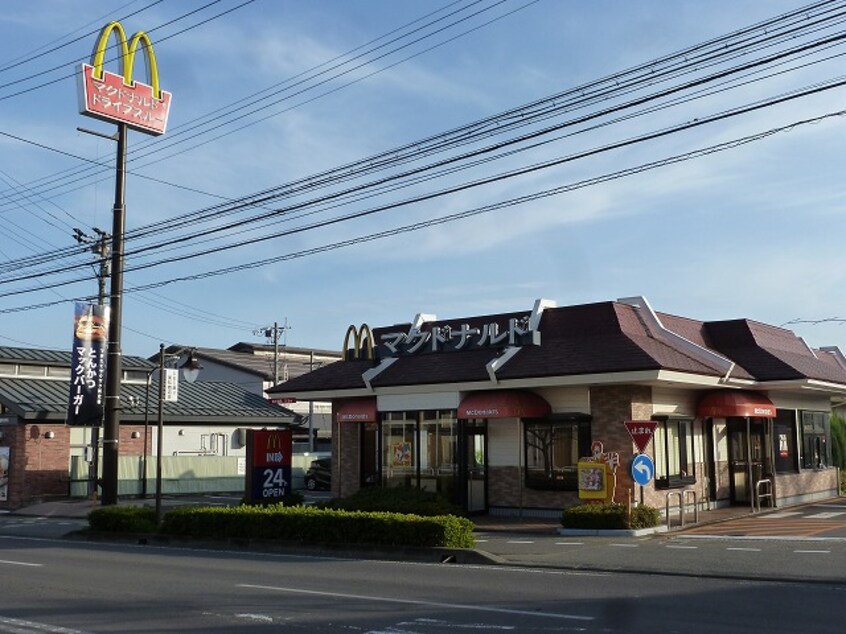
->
[524,415,591,491]
[773,410,798,473]
[653,416,695,488]
[800,411,830,469]
[380,411,457,497]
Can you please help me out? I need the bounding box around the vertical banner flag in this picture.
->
[67,303,110,426]
[245,429,293,504]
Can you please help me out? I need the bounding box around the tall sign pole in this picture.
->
[101,122,127,506]
[78,21,172,505]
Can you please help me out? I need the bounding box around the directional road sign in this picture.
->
[630,453,655,486]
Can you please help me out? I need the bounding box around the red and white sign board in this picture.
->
[623,420,658,453]
[79,63,172,135]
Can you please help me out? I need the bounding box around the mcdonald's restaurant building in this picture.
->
[267,296,845,516]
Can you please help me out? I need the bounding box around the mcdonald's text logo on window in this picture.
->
[343,324,374,361]
[78,21,172,135]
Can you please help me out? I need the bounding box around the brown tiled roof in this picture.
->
[268,359,371,392]
[705,320,846,383]
[267,300,846,395]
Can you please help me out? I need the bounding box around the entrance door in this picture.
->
[458,422,487,513]
[728,419,766,505]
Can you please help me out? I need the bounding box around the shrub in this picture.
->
[321,485,463,517]
[159,504,475,548]
[561,503,660,530]
[88,505,158,533]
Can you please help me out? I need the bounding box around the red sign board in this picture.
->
[623,420,658,453]
[79,64,171,136]
[245,429,293,504]
[77,22,172,136]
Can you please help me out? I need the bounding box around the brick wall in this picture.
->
[119,425,149,455]
[589,385,652,504]
[1,424,70,508]
[488,465,579,510]
[334,418,361,498]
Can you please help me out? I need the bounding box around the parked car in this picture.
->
[304,458,331,491]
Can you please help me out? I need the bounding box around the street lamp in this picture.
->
[154,344,202,524]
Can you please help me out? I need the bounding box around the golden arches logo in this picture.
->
[90,21,163,100]
[78,20,172,136]
[265,433,285,451]
[344,324,374,361]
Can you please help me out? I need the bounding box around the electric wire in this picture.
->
[5,13,845,283]
[0,105,838,315]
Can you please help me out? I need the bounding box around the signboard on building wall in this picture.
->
[245,429,292,504]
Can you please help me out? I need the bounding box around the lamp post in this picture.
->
[154,344,202,524]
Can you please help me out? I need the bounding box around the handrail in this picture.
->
[754,478,773,513]
[666,489,699,529]
[665,491,684,529]
[683,488,699,524]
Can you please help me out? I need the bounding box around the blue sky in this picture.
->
[1,0,845,359]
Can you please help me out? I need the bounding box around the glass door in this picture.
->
[728,419,767,505]
[459,421,487,513]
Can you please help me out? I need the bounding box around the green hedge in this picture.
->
[88,505,158,534]
[561,503,660,530]
[321,486,463,517]
[159,504,476,548]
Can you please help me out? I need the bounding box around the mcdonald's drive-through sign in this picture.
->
[245,429,293,504]
[77,21,172,135]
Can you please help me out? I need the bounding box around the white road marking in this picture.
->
[0,559,43,567]
[609,543,638,548]
[726,547,761,552]
[806,512,846,519]
[665,545,698,550]
[0,616,90,633]
[762,512,802,519]
[793,549,830,554]
[506,540,535,544]
[235,613,273,623]
[555,542,584,546]
[237,584,594,622]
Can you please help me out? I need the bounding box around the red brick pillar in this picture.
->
[589,385,652,503]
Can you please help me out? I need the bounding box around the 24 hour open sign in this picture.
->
[245,429,292,504]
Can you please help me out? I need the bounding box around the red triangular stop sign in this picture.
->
[624,420,658,453]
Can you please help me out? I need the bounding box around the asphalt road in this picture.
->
[0,536,844,633]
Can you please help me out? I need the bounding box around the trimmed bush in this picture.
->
[561,503,660,530]
[159,504,475,548]
[88,505,157,534]
[321,485,463,517]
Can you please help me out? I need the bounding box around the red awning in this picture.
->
[458,390,551,419]
[697,390,776,418]
[336,399,378,423]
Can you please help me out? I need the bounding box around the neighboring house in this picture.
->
[267,296,846,517]
[165,342,340,451]
[0,346,298,508]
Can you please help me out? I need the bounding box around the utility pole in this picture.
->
[74,227,112,500]
[254,319,290,385]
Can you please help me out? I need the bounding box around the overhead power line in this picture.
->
[0,105,841,314]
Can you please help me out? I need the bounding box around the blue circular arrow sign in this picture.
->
[630,454,655,486]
